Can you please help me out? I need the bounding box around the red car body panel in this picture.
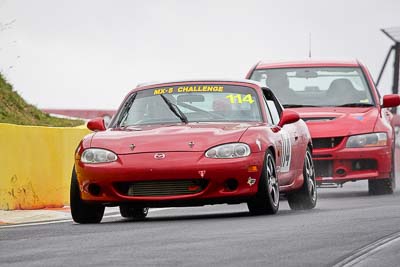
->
[76,151,263,203]
[90,123,256,154]
[256,60,361,69]
[247,60,397,185]
[297,107,378,136]
[74,80,312,207]
[393,114,400,177]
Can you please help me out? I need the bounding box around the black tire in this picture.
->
[287,148,317,210]
[247,149,279,215]
[70,168,105,224]
[368,179,393,195]
[391,142,397,190]
[368,144,395,195]
[119,206,149,220]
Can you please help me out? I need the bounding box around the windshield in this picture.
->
[250,67,375,107]
[112,84,262,127]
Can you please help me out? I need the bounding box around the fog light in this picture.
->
[225,179,238,191]
[336,168,346,177]
[88,183,101,196]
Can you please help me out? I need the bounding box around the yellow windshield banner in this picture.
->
[153,85,224,95]
[153,87,174,95]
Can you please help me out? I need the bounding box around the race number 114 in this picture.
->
[226,94,255,104]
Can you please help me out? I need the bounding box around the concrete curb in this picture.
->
[0,207,72,225]
[0,206,122,225]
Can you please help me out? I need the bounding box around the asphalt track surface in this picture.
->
[1,179,400,267]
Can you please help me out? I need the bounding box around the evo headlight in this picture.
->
[205,143,251,158]
[346,133,387,148]
[81,148,118,163]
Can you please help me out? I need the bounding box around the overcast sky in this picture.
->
[0,0,399,109]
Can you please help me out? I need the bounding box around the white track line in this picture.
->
[0,218,73,228]
[0,208,169,229]
[332,231,400,267]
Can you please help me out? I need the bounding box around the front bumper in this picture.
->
[75,151,264,206]
[313,143,391,184]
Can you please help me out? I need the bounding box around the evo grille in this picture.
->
[312,137,343,149]
[114,179,207,197]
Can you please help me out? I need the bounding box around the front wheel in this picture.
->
[368,145,395,195]
[70,168,105,224]
[287,148,317,210]
[368,179,394,195]
[247,149,279,215]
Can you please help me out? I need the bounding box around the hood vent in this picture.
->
[302,117,337,122]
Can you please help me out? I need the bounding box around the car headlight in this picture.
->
[81,148,118,163]
[346,133,387,148]
[205,143,251,158]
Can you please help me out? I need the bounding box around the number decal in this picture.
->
[226,94,241,104]
[280,131,292,173]
[242,94,255,104]
[226,94,254,104]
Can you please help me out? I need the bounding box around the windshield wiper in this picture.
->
[336,103,375,107]
[283,104,318,108]
[160,95,188,124]
[115,93,137,127]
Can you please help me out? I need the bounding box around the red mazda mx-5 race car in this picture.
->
[71,79,316,223]
[247,60,400,194]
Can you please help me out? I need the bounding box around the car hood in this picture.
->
[90,123,257,154]
[290,107,378,138]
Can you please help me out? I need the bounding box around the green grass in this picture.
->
[0,73,84,127]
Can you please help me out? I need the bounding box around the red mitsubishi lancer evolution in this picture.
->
[71,80,316,223]
[247,60,400,194]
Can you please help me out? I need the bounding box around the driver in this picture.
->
[266,72,297,104]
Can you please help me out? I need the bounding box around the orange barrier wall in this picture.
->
[0,123,89,210]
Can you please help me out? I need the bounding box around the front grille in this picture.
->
[314,160,333,177]
[114,179,208,197]
[312,137,343,149]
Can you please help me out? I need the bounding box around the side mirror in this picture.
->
[87,117,106,131]
[278,110,300,128]
[382,94,400,108]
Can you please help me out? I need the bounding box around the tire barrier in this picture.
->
[0,123,89,210]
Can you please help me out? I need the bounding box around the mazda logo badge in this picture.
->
[154,153,166,160]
